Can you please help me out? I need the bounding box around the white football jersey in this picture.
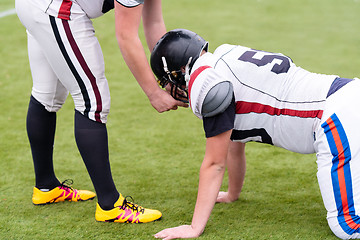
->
[29,0,143,19]
[189,44,338,154]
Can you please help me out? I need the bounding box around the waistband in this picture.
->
[326,77,353,98]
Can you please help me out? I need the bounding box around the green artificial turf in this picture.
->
[1,0,360,239]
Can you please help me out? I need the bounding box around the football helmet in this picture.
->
[150,29,208,102]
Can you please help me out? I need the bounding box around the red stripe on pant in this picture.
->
[61,19,103,122]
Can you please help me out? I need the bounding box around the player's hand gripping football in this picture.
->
[154,225,202,240]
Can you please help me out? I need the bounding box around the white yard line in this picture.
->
[0,8,16,18]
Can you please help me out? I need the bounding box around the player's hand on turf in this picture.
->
[154,225,202,239]
[216,191,238,203]
[149,88,188,113]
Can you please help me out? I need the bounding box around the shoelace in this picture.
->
[120,196,145,214]
[59,179,74,190]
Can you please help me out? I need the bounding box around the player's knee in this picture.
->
[32,92,65,112]
[101,98,110,120]
[74,100,110,123]
[97,106,110,124]
[327,216,360,239]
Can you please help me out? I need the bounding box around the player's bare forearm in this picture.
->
[154,161,225,239]
[115,3,155,93]
[154,130,232,239]
[118,37,159,97]
[154,158,226,239]
[192,131,233,234]
[119,49,186,112]
[114,3,187,112]
[191,157,226,232]
[115,4,157,94]
[118,41,187,112]
[217,142,246,203]
[228,142,246,200]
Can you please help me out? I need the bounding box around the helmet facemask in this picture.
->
[159,56,191,103]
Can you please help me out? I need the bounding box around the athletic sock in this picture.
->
[74,110,119,210]
[26,95,61,189]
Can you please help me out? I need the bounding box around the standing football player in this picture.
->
[151,29,360,239]
[15,0,187,223]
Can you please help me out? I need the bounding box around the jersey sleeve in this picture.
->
[202,81,234,117]
[202,96,235,138]
[116,0,144,8]
[189,61,233,119]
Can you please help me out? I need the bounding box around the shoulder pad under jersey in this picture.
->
[213,44,237,55]
[201,81,233,118]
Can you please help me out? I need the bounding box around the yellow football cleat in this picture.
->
[95,194,162,223]
[32,180,96,205]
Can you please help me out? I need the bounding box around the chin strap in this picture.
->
[184,57,192,89]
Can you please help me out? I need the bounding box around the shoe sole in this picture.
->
[96,216,162,223]
[33,196,96,206]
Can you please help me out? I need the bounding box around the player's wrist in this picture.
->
[190,224,205,237]
[227,190,240,202]
[146,85,162,98]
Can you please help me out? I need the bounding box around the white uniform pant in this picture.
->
[16,0,110,123]
[315,79,360,239]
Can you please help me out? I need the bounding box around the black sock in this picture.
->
[74,110,119,210]
[26,96,60,189]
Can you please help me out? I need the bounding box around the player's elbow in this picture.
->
[204,159,226,173]
[115,28,139,48]
[116,32,133,46]
[214,161,226,171]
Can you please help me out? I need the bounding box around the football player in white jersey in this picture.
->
[151,29,360,239]
[15,0,187,223]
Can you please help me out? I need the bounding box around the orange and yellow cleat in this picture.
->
[32,180,96,205]
[95,194,162,223]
